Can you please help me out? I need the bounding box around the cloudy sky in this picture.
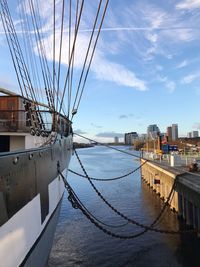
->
[0,0,200,142]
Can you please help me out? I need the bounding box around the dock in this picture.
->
[141,159,200,234]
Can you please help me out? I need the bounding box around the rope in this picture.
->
[73,132,143,159]
[71,0,104,115]
[74,0,110,117]
[59,0,85,114]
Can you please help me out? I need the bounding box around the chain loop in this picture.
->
[73,149,195,235]
[68,160,147,182]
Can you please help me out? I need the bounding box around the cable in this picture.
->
[59,0,85,114]
[71,0,104,116]
[73,132,143,159]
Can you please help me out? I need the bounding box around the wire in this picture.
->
[73,132,143,159]
[59,0,85,114]
[71,0,103,115]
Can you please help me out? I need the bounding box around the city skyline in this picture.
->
[0,1,200,142]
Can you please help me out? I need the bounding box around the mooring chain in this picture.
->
[58,167,150,239]
[59,168,195,239]
[68,160,147,182]
[73,149,195,235]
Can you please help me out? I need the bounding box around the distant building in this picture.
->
[147,124,160,140]
[140,134,147,141]
[114,136,119,144]
[166,126,172,142]
[187,132,192,138]
[124,132,138,145]
[191,131,199,138]
[172,124,178,141]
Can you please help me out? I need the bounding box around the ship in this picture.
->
[0,88,73,266]
[0,0,109,266]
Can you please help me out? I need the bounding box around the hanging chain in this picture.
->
[73,149,195,235]
[68,160,147,182]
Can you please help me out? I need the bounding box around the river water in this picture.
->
[48,146,200,267]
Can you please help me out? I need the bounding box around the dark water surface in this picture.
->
[48,146,200,267]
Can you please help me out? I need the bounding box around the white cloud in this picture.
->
[156,75,176,93]
[176,0,200,10]
[192,123,200,130]
[165,81,176,93]
[181,73,200,84]
[95,131,124,138]
[176,60,188,69]
[92,54,147,91]
[146,33,158,43]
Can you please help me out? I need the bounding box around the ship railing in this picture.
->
[0,110,72,136]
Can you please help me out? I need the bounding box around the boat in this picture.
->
[0,88,73,266]
[0,0,108,266]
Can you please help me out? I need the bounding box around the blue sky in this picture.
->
[0,0,200,142]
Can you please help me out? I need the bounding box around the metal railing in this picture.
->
[0,110,72,136]
[143,151,200,168]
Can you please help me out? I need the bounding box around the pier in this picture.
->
[141,159,200,234]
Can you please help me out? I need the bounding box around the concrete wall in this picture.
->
[141,160,200,235]
[141,160,178,211]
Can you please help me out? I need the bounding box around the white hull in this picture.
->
[0,169,66,267]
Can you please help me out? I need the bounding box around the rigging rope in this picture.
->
[59,0,85,114]
[56,0,65,113]
[67,0,80,118]
[71,0,110,119]
[74,132,143,159]
[71,0,104,117]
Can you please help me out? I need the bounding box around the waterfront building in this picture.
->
[147,124,160,140]
[172,124,178,141]
[124,132,138,145]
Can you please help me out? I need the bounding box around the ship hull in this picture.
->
[22,189,63,267]
[0,135,73,267]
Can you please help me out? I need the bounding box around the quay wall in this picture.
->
[141,159,200,234]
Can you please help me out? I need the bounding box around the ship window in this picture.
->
[0,135,10,152]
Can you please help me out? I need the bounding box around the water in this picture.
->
[48,146,200,267]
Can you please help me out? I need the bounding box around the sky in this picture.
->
[0,0,200,142]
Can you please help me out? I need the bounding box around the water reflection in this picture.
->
[48,146,200,267]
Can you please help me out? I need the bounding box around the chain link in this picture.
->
[68,160,147,182]
[73,149,195,235]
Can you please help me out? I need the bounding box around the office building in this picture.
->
[172,124,178,141]
[166,126,172,142]
[187,131,199,138]
[124,132,138,145]
[147,124,160,140]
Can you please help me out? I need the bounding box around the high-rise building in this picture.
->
[124,132,138,145]
[166,126,172,142]
[187,132,192,138]
[171,124,178,140]
[147,124,160,140]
